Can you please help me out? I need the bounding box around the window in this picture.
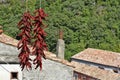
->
[113,69,118,73]
[11,72,18,79]
[73,73,78,80]
[82,76,87,80]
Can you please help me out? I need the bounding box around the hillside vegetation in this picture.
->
[0,0,120,60]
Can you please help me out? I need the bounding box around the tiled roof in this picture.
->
[72,48,120,67]
[72,61,120,80]
[0,33,74,67]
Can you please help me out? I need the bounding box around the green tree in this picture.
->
[1,0,120,60]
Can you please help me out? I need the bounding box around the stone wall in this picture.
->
[0,42,73,80]
[0,42,19,55]
[23,59,73,80]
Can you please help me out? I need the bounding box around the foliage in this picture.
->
[1,0,120,60]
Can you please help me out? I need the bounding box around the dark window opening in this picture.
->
[11,72,18,79]
[113,69,118,73]
[74,73,78,80]
[82,76,87,80]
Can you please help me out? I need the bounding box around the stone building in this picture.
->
[0,33,73,80]
[1,32,120,80]
[71,48,120,80]
[71,48,120,73]
[0,55,22,80]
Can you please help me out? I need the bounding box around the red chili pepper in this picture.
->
[17,11,33,70]
[32,8,48,70]
[18,9,48,70]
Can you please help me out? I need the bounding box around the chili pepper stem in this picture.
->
[40,0,41,9]
[26,0,28,12]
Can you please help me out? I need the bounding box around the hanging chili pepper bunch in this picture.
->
[17,9,48,70]
[17,11,33,70]
[32,8,48,70]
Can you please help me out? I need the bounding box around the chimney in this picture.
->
[0,26,3,34]
[56,30,65,59]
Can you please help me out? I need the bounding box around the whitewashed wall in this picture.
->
[0,64,22,80]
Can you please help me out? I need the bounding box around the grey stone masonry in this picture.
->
[0,37,73,80]
[56,39,65,59]
[23,58,73,80]
[0,42,19,55]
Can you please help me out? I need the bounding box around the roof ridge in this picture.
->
[0,33,18,47]
[86,48,120,55]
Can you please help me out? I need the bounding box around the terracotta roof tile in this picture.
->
[0,33,18,46]
[72,48,120,67]
[72,61,120,80]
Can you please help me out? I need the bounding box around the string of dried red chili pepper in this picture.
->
[17,11,33,70]
[32,8,48,70]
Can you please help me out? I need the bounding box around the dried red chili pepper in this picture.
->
[32,8,48,70]
[17,11,33,70]
[17,9,48,70]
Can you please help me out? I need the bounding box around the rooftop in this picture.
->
[0,51,73,68]
[0,33,74,67]
[72,61,120,80]
[72,48,120,67]
[0,33,18,46]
